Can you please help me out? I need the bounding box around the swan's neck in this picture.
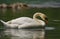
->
[33,13,45,26]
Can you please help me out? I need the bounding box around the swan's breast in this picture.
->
[39,20,45,26]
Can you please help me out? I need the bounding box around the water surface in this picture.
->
[0,2,60,39]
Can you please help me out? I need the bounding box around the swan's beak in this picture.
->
[45,17,48,24]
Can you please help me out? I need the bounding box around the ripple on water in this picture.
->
[53,20,60,22]
[45,27,55,30]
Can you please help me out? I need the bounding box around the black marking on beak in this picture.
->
[45,17,48,21]
[44,17,48,24]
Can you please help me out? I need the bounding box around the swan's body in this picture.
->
[0,12,48,28]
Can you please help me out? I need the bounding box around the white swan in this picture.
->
[0,12,48,28]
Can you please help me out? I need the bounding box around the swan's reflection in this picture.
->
[4,29,45,39]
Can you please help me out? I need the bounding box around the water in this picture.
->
[0,29,45,39]
[0,0,60,4]
[0,7,60,39]
[0,0,60,7]
[0,0,60,39]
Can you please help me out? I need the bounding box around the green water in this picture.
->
[0,7,60,39]
[0,1,60,39]
[0,0,60,4]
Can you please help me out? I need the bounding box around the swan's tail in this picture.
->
[0,20,7,26]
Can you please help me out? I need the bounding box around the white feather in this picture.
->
[0,12,47,28]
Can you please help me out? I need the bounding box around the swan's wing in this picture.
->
[7,17,36,24]
[5,23,19,28]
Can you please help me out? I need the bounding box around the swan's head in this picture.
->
[33,12,48,24]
